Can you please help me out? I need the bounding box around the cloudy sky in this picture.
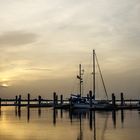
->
[0,0,140,99]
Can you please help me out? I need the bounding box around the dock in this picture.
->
[0,92,140,110]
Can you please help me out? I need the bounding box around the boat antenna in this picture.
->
[93,50,96,99]
[95,54,109,100]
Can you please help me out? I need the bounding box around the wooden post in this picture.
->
[0,98,1,108]
[120,92,124,106]
[27,93,30,107]
[112,93,116,109]
[38,95,41,107]
[56,95,58,105]
[0,98,1,116]
[18,95,21,118]
[53,92,56,107]
[15,95,18,106]
[18,95,21,107]
[70,97,72,108]
[89,90,92,108]
[87,94,89,101]
[60,95,63,105]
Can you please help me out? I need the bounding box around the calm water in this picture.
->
[0,107,140,140]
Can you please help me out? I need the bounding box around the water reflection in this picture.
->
[27,107,30,122]
[64,110,94,140]
[25,108,117,140]
[112,110,116,128]
[0,107,139,140]
[53,108,56,126]
[89,111,93,130]
[15,107,17,117]
[67,110,110,140]
[60,109,63,118]
[38,107,41,117]
[89,111,96,140]
[121,109,124,127]
[18,106,21,119]
[69,109,73,123]
[100,112,108,140]
[77,112,83,140]
[93,111,96,140]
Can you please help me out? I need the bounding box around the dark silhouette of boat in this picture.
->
[70,50,113,110]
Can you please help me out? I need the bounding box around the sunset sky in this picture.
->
[0,0,140,99]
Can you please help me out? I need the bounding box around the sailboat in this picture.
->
[70,64,90,109]
[70,50,113,110]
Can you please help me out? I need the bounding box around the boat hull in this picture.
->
[72,103,114,110]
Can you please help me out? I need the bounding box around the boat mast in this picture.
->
[93,50,95,99]
[79,64,82,97]
[77,64,83,97]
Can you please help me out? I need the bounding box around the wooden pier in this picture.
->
[0,93,140,110]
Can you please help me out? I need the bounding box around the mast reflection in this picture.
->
[101,112,109,140]
[93,111,96,140]
[89,110,96,140]
[77,112,83,140]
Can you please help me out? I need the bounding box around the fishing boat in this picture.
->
[70,50,113,110]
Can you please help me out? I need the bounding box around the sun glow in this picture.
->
[1,83,9,87]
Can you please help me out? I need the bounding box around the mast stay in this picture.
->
[92,50,109,100]
[95,54,109,100]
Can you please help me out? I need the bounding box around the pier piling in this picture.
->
[18,95,21,107]
[89,90,92,108]
[38,95,41,107]
[53,92,56,107]
[0,92,139,110]
[15,95,18,105]
[120,92,124,106]
[27,93,30,107]
[0,98,1,108]
[87,94,89,100]
[18,95,21,118]
[112,93,116,109]
[70,97,72,108]
[60,95,63,105]
[56,95,58,105]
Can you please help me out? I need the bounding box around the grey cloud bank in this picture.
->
[0,0,140,98]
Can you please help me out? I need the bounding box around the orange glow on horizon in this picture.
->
[1,83,9,87]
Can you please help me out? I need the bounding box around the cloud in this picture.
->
[0,31,38,47]
[0,0,140,98]
[24,68,52,71]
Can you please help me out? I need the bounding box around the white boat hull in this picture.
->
[72,103,113,110]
